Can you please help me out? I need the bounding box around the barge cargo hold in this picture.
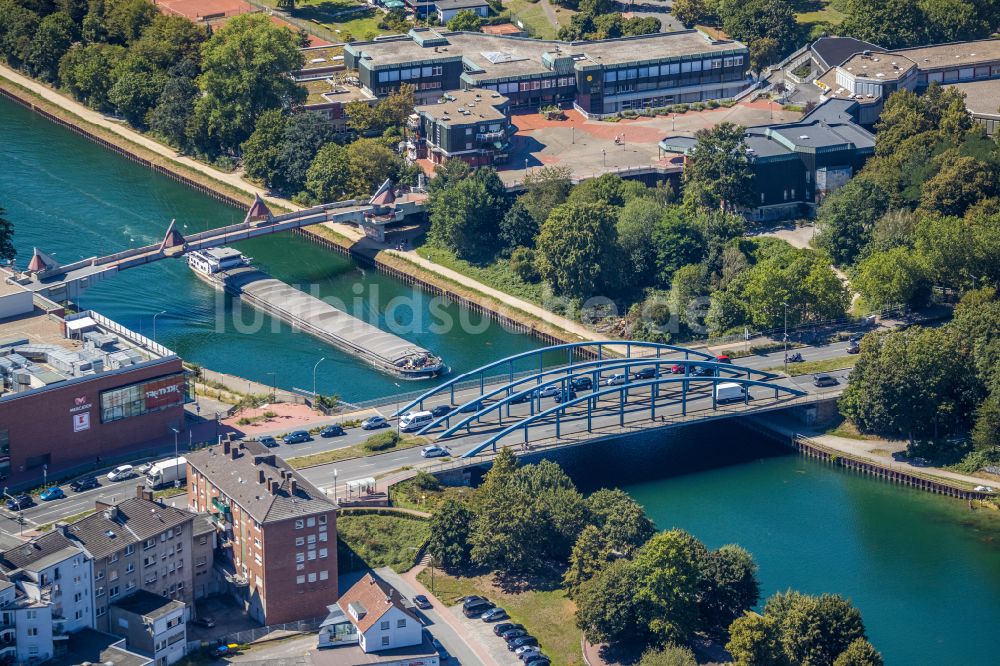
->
[188,248,444,379]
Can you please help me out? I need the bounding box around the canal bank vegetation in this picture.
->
[337,510,430,573]
[418,448,884,664]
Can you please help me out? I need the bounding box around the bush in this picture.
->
[706,99,720,108]
[413,470,443,491]
[510,246,541,282]
[364,431,401,451]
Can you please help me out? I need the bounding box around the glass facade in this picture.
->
[100,373,189,424]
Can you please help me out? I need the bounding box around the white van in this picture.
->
[399,410,434,432]
[715,383,748,404]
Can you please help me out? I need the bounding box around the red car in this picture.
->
[670,364,686,374]
[716,355,732,364]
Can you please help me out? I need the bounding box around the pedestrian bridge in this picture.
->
[391,342,821,458]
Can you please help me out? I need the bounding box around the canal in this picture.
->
[552,422,1000,666]
[0,96,547,401]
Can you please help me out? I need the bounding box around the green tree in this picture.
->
[535,202,619,298]
[682,123,754,212]
[345,138,403,198]
[498,200,539,254]
[25,11,77,82]
[0,2,41,68]
[638,644,698,666]
[130,13,208,69]
[671,0,716,26]
[108,54,167,126]
[429,168,508,261]
[562,525,611,594]
[305,142,350,202]
[274,111,336,194]
[652,209,705,287]
[631,530,707,645]
[616,198,662,289]
[241,109,288,189]
[585,488,656,556]
[833,638,884,666]
[447,9,483,31]
[917,0,987,43]
[520,165,572,225]
[147,73,198,149]
[698,545,760,632]
[842,0,924,47]
[194,13,305,154]
[568,173,647,208]
[81,0,107,43]
[839,327,981,441]
[765,591,867,666]
[58,42,126,111]
[0,207,15,265]
[852,247,932,310]
[427,498,474,571]
[717,0,797,68]
[972,389,1000,452]
[738,247,848,328]
[815,178,890,266]
[104,0,157,45]
[428,157,471,193]
[726,613,786,666]
[918,156,997,217]
[575,558,648,645]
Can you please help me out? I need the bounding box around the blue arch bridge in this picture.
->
[380,341,837,460]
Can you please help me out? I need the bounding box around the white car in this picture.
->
[605,373,627,386]
[106,465,135,482]
[421,446,449,459]
[974,485,995,493]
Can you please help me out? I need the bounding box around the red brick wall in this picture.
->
[0,359,185,478]
[261,512,338,624]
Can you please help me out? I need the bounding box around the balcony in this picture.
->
[476,130,506,142]
[214,560,248,588]
[211,497,231,515]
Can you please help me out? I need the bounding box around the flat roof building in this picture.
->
[410,90,512,166]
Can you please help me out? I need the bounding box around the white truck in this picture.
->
[145,456,187,489]
[715,383,748,404]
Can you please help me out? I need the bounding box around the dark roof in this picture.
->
[111,589,185,620]
[811,36,882,71]
[187,439,335,524]
[192,514,215,538]
[0,531,81,572]
[435,0,489,9]
[49,628,151,666]
[67,498,196,560]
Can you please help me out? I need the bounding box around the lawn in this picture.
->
[416,241,548,306]
[418,569,584,666]
[504,0,574,40]
[766,354,859,376]
[390,476,478,511]
[285,435,426,469]
[794,0,846,28]
[337,511,430,572]
[824,416,873,440]
[262,0,392,41]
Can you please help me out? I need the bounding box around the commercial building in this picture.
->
[65,487,197,634]
[344,28,750,116]
[0,277,189,485]
[186,437,338,625]
[946,79,1000,136]
[110,590,187,666]
[409,89,512,166]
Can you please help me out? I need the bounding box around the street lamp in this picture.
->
[266,372,277,402]
[312,357,326,402]
[393,382,402,435]
[152,310,166,341]
[782,301,789,376]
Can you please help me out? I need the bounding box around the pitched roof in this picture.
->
[0,531,82,572]
[244,194,273,223]
[67,497,196,560]
[186,439,335,524]
[811,36,882,71]
[158,219,186,252]
[338,573,419,634]
[26,247,59,273]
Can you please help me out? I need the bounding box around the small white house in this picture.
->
[435,0,489,24]
[319,574,422,653]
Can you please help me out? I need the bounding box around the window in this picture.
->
[319,532,328,542]
[95,570,105,581]
[296,575,305,584]
[97,606,106,617]
[126,563,134,574]
[308,572,317,583]
[319,548,328,559]
[397,619,407,628]
[199,536,208,546]
[308,550,317,561]
[296,552,305,563]
[295,536,305,546]
[691,60,702,72]
[318,515,327,525]
[26,610,37,620]
[320,570,329,581]
[606,70,617,82]
[143,538,156,550]
[380,621,390,631]
[295,520,304,530]
[125,545,134,556]
[382,636,390,647]
[110,586,120,598]
[108,553,118,564]
[307,534,316,544]
[681,61,692,73]
[96,586,105,597]
[100,374,185,422]
[27,627,38,637]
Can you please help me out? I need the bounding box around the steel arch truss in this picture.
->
[459,375,807,458]
[392,341,718,418]
[420,356,779,438]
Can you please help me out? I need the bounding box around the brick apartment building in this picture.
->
[186,437,338,625]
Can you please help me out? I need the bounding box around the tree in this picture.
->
[726,613,786,666]
[683,123,754,212]
[520,165,572,225]
[638,644,698,666]
[104,0,157,45]
[58,42,126,111]
[428,157,471,193]
[427,498,474,571]
[568,173,647,208]
[748,37,780,71]
[736,247,848,329]
[130,13,208,70]
[972,389,1000,452]
[510,246,540,282]
[498,200,539,254]
[917,0,987,44]
[535,203,619,298]
[576,558,648,645]
[815,178,890,266]
[0,207,15,265]
[616,198,662,289]
[241,110,288,190]
[147,73,198,149]
[345,138,402,198]
[841,0,924,48]
[717,0,797,69]
[305,142,350,202]
[274,111,336,194]
[429,168,508,261]
[699,545,760,632]
[631,530,707,645]
[585,488,656,556]
[25,11,77,82]
[447,9,483,31]
[0,2,41,68]
[672,0,716,26]
[194,13,305,154]
[839,327,981,441]
[563,525,611,594]
[852,247,932,309]
[834,638,885,666]
[652,209,705,287]
[918,156,997,217]
[108,54,167,126]
[765,591,867,666]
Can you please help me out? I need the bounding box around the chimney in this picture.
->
[223,440,231,455]
[265,478,272,493]
[231,446,240,460]
[258,469,266,484]
[136,485,153,502]
[289,479,297,495]
[271,479,279,496]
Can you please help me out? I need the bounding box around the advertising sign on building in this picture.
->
[73,412,90,432]
[143,376,186,410]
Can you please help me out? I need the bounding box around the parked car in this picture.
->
[70,477,99,492]
[463,600,495,617]
[430,636,450,661]
[510,391,532,404]
[524,657,550,666]
[634,367,657,380]
[532,386,560,398]
[421,445,449,458]
[715,355,732,364]
[361,416,388,430]
[461,596,487,609]
[319,424,345,437]
[258,436,278,448]
[481,607,508,622]
[974,485,995,493]
[553,389,577,404]
[413,594,431,609]
[500,627,528,640]
[693,365,715,377]
[190,616,216,629]
[846,341,861,354]
[570,376,593,390]
[137,462,154,475]
[39,487,65,501]
[813,374,839,387]
[431,405,453,418]
[605,373,627,386]
[459,401,483,413]
[508,636,539,651]
[283,430,312,444]
[106,465,135,482]
[6,494,33,511]
[670,364,686,374]
[494,622,523,637]
[516,645,543,660]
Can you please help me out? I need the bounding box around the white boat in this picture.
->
[187,247,251,280]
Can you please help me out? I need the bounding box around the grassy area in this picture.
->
[390,477,477,511]
[418,569,583,666]
[337,512,430,573]
[263,0,392,41]
[285,435,426,469]
[766,355,859,376]
[153,486,187,500]
[794,0,846,28]
[505,0,575,40]
[37,509,96,532]
[416,242,548,305]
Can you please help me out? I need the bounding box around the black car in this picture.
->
[494,622,523,637]
[461,595,486,609]
[847,341,861,354]
[524,657,550,666]
[510,391,532,404]
[70,477,99,492]
[501,627,528,641]
[693,365,715,377]
[508,636,539,651]
[259,436,278,448]
[634,367,657,380]
[413,594,431,609]
[570,376,593,390]
[459,401,483,413]
[6,494,33,511]
[320,424,345,437]
[283,431,312,444]
[553,389,577,404]
[431,405,452,418]
[463,600,495,617]
[189,616,215,629]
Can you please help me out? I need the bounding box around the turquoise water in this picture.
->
[0,96,547,400]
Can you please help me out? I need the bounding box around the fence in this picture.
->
[221,616,326,646]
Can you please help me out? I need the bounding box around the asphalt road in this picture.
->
[5,341,856,534]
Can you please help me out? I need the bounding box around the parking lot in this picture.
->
[449,606,525,666]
